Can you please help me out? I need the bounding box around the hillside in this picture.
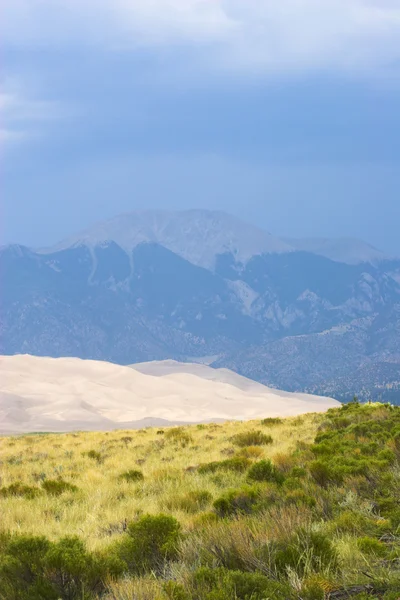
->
[1,209,400,400]
[0,402,399,598]
[0,355,339,434]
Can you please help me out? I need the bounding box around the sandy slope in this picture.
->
[0,355,340,434]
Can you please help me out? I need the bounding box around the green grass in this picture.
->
[0,403,400,599]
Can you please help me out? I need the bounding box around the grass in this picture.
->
[0,403,399,599]
[0,416,314,549]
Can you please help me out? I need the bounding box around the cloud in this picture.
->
[0,82,61,151]
[2,0,400,76]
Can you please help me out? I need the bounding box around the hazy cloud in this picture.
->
[3,0,400,76]
[0,82,62,150]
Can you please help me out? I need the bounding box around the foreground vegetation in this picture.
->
[0,403,399,599]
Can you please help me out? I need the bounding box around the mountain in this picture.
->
[41,210,291,270]
[1,209,399,402]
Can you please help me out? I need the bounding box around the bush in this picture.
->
[173,490,213,513]
[274,530,338,577]
[118,470,144,483]
[165,427,193,447]
[191,567,290,600]
[42,479,78,496]
[247,460,284,484]
[198,457,251,475]
[357,536,388,557]
[0,535,54,599]
[213,486,261,517]
[85,450,103,463]
[237,446,264,459]
[116,514,181,574]
[0,482,41,499]
[261,417,283,426]
[231,431,273,447]
[0,534,123,600]
[285,490,316,509]
[309,461,334,487]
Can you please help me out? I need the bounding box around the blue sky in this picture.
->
[1,0,400,254]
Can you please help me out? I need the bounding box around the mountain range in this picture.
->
[1,209,399,402]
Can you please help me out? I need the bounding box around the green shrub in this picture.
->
[191,567,290,600]
[0,534,122,600]
[237,446,264,459]
[290,466,308,478]
[213,486,261,517]
[261,417,283,426]
[285,489,316,508]
[247,459,284,484]
[198,457,251,474]
[330,511,390,536]
[42,479,78,496]
[274,530,337,577]
[165,427,193,447]
[0,535,54,599]
[45,536,123,599]
[231,431,273,447]
[85,450,103,463]
[357,536,388,557]
[116,514,181,574]
[118,469,144,483]
[174,490,213,513]
[163,581,190,600]
[0,482,41,499]
[309,461,334,487]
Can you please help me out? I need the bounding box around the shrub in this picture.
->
[0,482,41,499]
[165,427,193,447]
[163,581,190,600]
[357,536,388,557]
[191,567,290,600]
[0,534,122,600]
[274,530,338,577]
[42,479,78,496]
[213,486,260,517]
[116,514,181,574]
[285,490,316,509]
[0,535,53,599]
[118,470,144,483]
[261,417,283,426]
[247,460,284,484]
[237,446,264,459]
[231,431,273,447]
[85,450,103,463]
[309,460,334,487]
[198,457,251,475]
[330,511,391,537]
[45,536,123,599]
[173,490,213,513]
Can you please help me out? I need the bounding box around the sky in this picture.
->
[1,0,400,254]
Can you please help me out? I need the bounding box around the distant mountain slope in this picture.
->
[39,210,291,270]
[284,237,387,265]
[37,209,388,269]
[0,355,339,434]
[1,210,399,401]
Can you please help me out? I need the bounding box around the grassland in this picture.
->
[1,404,400,599]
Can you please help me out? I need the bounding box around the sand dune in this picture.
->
[0,355,340,434]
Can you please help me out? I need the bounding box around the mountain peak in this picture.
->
[38,209,292,270]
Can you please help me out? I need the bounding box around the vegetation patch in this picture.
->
[230,430,274,447]
[42,479,78,496]
[1,402,400,599]
[118,469,144,483]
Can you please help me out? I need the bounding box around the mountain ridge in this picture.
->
[1,210,399,402]
[35,209,391,268]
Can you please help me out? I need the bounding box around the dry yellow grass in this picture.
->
[0,413,322,551]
